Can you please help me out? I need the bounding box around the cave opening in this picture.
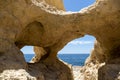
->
[58,35,95,66]
[63,0,95,12]
[21,46,35,63]
[57,35,96,79]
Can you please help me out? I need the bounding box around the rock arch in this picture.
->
[0,0,120,80]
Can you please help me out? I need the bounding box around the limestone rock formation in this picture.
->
[43,0,64,10]
[0,0,120,80]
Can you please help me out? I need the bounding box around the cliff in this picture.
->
[0,0,120,80]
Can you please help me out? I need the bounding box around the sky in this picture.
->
[63,0,95,11]
[21,0,96,54]
[58,35,95,54]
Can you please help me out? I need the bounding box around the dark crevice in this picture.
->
[0,51,4,56]
[15,42,25,49]
[40,47,51,61]
[110,45,120,59]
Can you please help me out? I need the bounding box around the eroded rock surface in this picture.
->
[0,0,120,80]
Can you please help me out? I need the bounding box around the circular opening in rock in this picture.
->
[63,0,95,11]
[21,46,35,62]
[58,35,95,66]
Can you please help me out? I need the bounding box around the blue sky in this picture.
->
[58,35,95,54]
[63,0,95,11]
[21,0,95,54]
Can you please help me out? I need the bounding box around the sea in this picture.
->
[24,54,89,66]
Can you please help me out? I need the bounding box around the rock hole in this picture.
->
[58,35,95,66]
[57,35,95,78]
[63,0,95,12]
[21,46,35,63]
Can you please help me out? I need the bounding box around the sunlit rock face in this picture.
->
[0,0,120,80]
[44,0,64,10]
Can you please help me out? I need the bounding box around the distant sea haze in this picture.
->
[24,53,89,66]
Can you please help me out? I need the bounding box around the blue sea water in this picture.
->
[24,54,89,66]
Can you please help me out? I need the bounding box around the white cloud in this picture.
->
[68,40,93,45]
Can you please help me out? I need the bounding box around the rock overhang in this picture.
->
[0,0,120,80]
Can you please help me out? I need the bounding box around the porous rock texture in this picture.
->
[0,0,120,80]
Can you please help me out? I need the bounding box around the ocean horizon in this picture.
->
[24,53,89,66]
